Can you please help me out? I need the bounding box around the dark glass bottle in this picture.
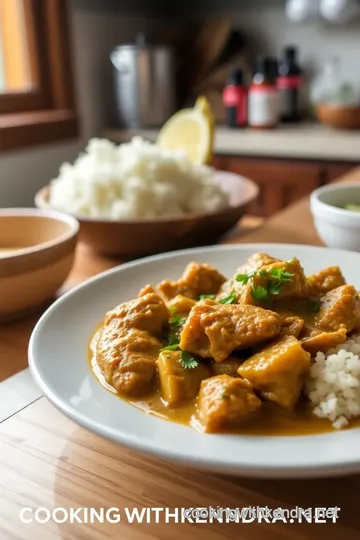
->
[277,46,303,123]
[222,69,248,128]
[269,57,279,81]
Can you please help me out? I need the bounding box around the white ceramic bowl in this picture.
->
[29,243,360,479]
[310,183,360,251]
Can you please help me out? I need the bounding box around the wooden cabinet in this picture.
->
[212,155,356,217]
[324,163,354,183]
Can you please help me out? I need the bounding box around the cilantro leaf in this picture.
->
[235,273,250,284]
[251,286,269,301]
[268,279,283,295]
[235,271,256,284]
[160,343,180,352]
[170,315,186,327]
[280,271,295,282]
[219,292,237,304]
[199,294,216,300]
[310,298,321,313]
[270,268,282,280]
[180,350,199,369]
[235,266,295,302]
[168,331,180,345]
[270,268,294,282]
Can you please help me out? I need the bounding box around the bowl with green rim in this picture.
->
[310,182,360,251]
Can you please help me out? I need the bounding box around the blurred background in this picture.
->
[1,0,360,218]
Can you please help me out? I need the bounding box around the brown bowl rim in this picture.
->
[0,208,79,262]
[316,103,360,111]
[34,172,259,224]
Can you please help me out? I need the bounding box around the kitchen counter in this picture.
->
[103,123,360,162]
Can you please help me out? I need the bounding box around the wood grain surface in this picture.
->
[1,167,360,540]
[0,398,358,540]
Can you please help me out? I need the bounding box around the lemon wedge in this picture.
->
[157,96,214,165]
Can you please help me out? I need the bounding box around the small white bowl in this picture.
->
[310,183,360,251]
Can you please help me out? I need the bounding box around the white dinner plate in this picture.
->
[29,244,360,479]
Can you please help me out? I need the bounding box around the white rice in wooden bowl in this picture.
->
[305,334,360,429]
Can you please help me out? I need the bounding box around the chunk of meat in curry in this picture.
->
[157,350,210,406]
[237,252,282,275]
[96,291,168,396]
[179,299,282,362]
[314,285,360,333]
[238,258,309,305]
[198,374,262,432]
[301,327,347,354]
[157,262,226,300]
[167,295,195,316]
[280,316,304,338]
[138,284,157,297]
[307,266,346,297]
[104,289,168,334]
[219,252,281,298]
[238,335,311,410]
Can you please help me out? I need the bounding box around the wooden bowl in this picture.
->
[315,104,360,130]
[0,209,78,321]
[34,172,259,257]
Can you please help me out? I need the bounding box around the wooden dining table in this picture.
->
[2,167,360,540]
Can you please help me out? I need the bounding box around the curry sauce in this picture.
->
[88,253,360,435]
[89,337,360,435]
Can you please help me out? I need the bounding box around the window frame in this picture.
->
[0,0,79,151]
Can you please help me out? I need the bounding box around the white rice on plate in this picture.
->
[306,334,360,429]
[48,137,229,220]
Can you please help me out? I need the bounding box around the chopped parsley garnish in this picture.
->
[236,263,295,303]
[159,343,180,352]
[180,350,199,369]
[168,331,179,345]
[268,280,283,296]
[159,341,199,369]
[199,292,237,304]
[219,292,237,304]
[251,286,269,301]
[199,294,216,300]
[235,271,255,285]
[169,314,186,327]
[168,306,177,313]
[310,298,321,313]
[270,268,294,282]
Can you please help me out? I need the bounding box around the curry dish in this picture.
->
[89,252,360,434]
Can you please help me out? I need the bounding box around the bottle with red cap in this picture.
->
[277,46,303,123]
[222,69,248,128]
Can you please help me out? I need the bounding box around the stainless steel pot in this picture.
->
[110,34,176,129]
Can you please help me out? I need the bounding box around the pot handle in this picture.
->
[110,51,129,74]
